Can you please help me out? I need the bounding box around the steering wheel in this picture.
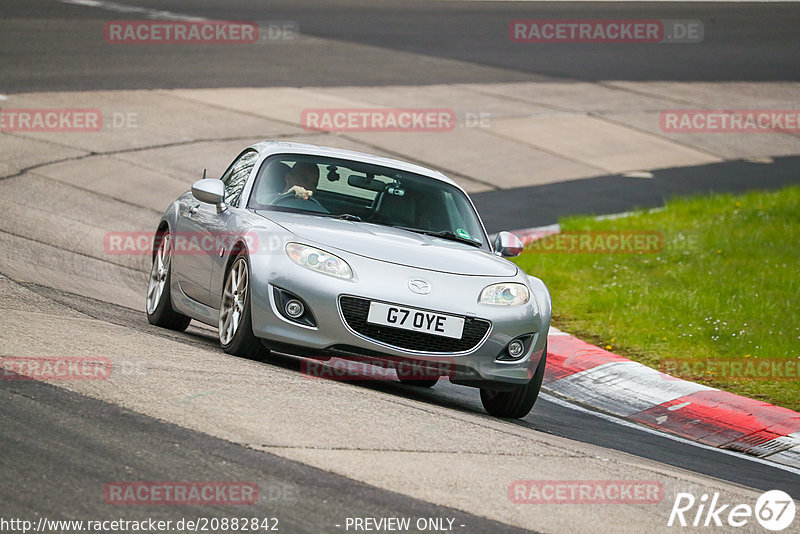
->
[269,192,329,213]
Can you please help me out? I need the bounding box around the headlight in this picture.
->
[285,243,353,280]
[479,283,530,306]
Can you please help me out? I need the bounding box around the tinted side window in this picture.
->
[222,150,258,207]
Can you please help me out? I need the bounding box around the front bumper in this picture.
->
[248,246,549,388]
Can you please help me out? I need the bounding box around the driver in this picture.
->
[284,162,320,200]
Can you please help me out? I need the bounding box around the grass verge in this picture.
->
[514,185,800,410]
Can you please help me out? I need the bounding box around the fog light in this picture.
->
[508,339,525,358]
[285,299,304,318]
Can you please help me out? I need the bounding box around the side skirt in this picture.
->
[170,279,219,327]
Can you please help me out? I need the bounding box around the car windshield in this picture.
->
[247,154,488,249]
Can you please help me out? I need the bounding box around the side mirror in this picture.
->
[191,179,227,212]
[494,231,524,257]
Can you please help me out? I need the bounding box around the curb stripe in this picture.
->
[544,334,628,382]
[547,361,712,417]
[545,330,800,468]
[767,442,800,469]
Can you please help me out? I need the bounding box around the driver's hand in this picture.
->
[285,185,313,199]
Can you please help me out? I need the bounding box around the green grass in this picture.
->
[514,185,800,410]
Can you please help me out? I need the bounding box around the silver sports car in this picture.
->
[146,141,551,418]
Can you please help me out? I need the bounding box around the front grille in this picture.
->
[339,296,490,353]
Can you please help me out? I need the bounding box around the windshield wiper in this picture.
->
[393,226,483,248]
[256,207,358,220]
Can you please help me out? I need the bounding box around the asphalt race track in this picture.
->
[474,155,800,231]
[1,1,799,533]
[3,0,800,92]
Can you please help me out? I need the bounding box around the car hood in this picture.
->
[256,210,517,276]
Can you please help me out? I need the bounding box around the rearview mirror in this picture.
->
[191,179,227,212]
[347,174,384,192]
[494,231,524,257]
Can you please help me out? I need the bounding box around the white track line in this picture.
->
[56,0,204,21]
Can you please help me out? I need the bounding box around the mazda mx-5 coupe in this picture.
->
[146,141,551,418]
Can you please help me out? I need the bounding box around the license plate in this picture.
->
[366,302,465,339]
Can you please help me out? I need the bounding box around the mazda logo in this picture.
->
[408,279,431,295]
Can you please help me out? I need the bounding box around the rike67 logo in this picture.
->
[668,490,796,531]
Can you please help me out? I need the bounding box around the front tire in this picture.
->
[219,253,266,359]
[480,345,547,418]
[146,231,191,331]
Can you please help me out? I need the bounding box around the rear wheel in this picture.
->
[219,253,267,359]
[480,345,547,418]
[146,232,191,331]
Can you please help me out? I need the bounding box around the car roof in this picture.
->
[249,141,460,188]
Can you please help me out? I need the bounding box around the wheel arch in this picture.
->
[152,220,171,261]
[224,238,252,275]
